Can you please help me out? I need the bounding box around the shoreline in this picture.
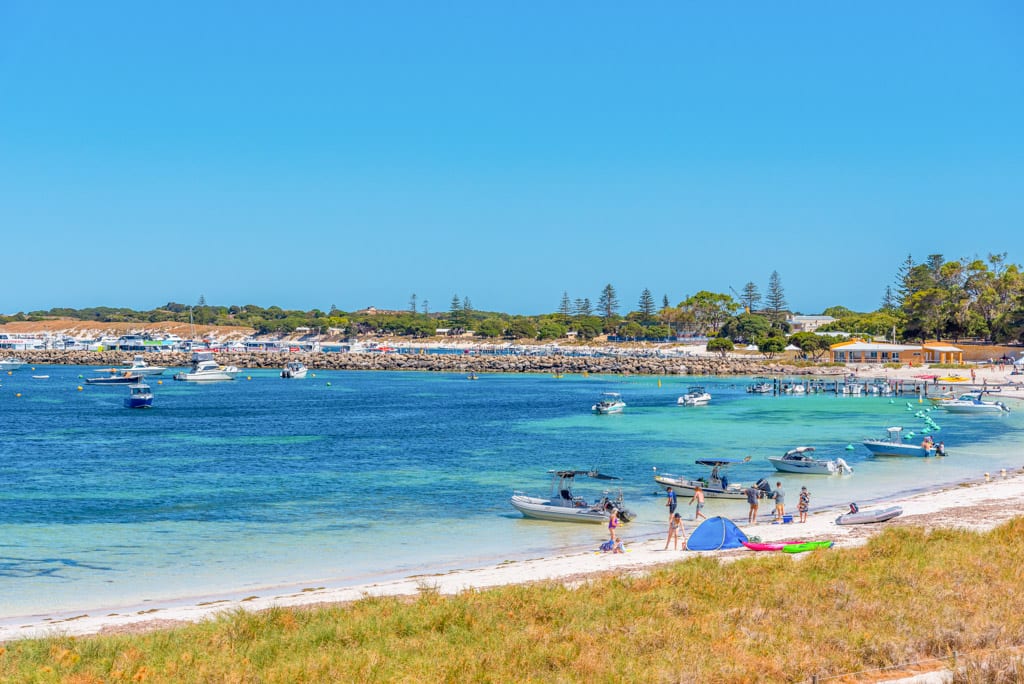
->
[4,469,1022,643]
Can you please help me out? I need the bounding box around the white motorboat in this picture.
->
[173,352,239,382]
[862,427,935,457]
[746,377,773,394]
[592,392,626,414]
[115,355,167,377]
[940,392,1010,414]
[677,385,711,406]
[511,470,635,524]
[0,357,26,371]
[767,446,853,475]
[654,457,770,500]
[280,360,308,379]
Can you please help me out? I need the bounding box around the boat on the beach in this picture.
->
[654,458,771,500]
[746,377,773,394]
[510,470,635,524]
[115,355,167,377]
[592,392,626,414]
[862,427,935,457]
[835,504,903,525]
[767,446,853,475]
[124,382,154,409]
[677,385,711,406]
[173,352,239,382]
[0,357,25,371]
[939,392,1010,414]
[85,372,142,385]
[280,360,308,379]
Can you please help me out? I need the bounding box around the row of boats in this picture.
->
[68,354,311,384]
[592,386,712,414]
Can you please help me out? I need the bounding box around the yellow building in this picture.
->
[829,339,963,365]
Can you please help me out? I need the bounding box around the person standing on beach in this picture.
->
[689,485,706,521]
[745,483,760,524]
[608,508,620,544]
[774,482,786,522]
[664,512,684,550]
[798,486,810,523]
[665,486,677,521]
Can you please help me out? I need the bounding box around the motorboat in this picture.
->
[173,352,239,382]
[654,458,771,500]
[835,504,903,525]
[939,392,1010,414]
[280,360,308,379]
[118,355,167,377]
[767,446,853,475]
[592,392,626,414]
[510,470,635,524]
[0,357,25,371]
[746,377,773,394]
[124,382,154,409]
[862,427,935,457]
[677,385,711,406]
[85,372,142,385]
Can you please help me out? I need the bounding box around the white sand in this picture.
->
[3,468,1022,643]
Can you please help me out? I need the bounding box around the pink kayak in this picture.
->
[742,540,806,552]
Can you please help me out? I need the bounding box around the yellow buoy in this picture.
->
[657,379,662,388]
[77,386,83,391]
[247,376,252,380]
[157,380,163,385]
[16,393,22,397]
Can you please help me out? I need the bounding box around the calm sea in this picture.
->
[1,365,1022,620]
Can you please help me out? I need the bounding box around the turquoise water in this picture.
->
[1,366,1022,620]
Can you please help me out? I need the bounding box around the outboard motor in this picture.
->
[754,477,773,498]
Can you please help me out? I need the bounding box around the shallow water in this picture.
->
[1,366,1021,619]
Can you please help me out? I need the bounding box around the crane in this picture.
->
[729,286,749,314]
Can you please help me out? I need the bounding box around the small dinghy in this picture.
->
[835,504,903,525]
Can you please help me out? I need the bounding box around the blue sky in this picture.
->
[1,2,1021,316]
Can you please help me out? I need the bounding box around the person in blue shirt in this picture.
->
[665,486,677,521]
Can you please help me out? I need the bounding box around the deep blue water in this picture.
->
[1,364,1022,618]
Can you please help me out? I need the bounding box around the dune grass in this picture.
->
[3,519,1024,683]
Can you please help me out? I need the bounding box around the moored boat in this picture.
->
[510,470,635,524]
[117,355,167,377]
[767,446,853,475]
[0,357,26,371]
[677,385,711,406]
[654,458,771,500]
[85,372,142,385]
[862,427,935,457]
[280,360,308,379]
[939,392,1010,414]
[173,352,240,382]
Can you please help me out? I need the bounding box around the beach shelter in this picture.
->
[685,516,748,551]
[1014,354,1024,366]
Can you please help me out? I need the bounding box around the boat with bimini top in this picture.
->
[654,457,772,500]
[280,360,308,379]
[862,427,935,457]
[939,392,1010,414]
[173,352,240,382]
[678,385,711,406]
[510,470,635,524]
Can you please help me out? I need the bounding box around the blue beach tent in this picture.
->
[685,516,748,551]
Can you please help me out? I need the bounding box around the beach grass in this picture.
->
[3,519,1024,683]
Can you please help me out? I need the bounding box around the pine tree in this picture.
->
[638,288,656,322]
[896,254,916,306]
[765,271,787,318]
[448,294,463,330]
[408,294,417,314]
[741,282,761,312]
[662,294,670,310]
[558,292,572,323]
[462,297,473,325]
[880,286,896,312]
[597,284,619,320]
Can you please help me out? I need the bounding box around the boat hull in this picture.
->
[654,474,747,499]
[85,376,141,385]
[124,397,153,409]
[767,457,837,475]
[862,441,934,457]
[510,495,615,524]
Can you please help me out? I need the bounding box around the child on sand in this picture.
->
[798,486,810,523]
[664,512,684,550]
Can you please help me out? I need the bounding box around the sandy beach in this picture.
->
[4,464,1022,644]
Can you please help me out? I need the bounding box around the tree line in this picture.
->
[4,255,1023,344]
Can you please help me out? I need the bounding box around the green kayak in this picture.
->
[782,540,833,554]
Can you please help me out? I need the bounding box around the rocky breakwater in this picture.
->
[14,350,842,376]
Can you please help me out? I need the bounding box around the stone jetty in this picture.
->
[12,350,844,376]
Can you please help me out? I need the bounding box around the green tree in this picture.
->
[476,318,505,338]
[706,337,734,357]
[765,271,787,320]
[719,313,771,343]
[506,318,537,339]
[448,295,464,330]
[757,336,786,359]
[679,291,740,335]
[638,288,656,323]
[787,332,828,361]
[618,321,644,339]
[537,320,568,340]
[558,292,572,324]
[741,282,761,313]
[408,294,417,314]
[597,284,619,321]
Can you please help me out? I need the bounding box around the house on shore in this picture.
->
[829,339,964,365]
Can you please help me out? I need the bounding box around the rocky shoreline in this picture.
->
[12,350,845,376]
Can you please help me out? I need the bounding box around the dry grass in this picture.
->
[3,519,1024,682]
